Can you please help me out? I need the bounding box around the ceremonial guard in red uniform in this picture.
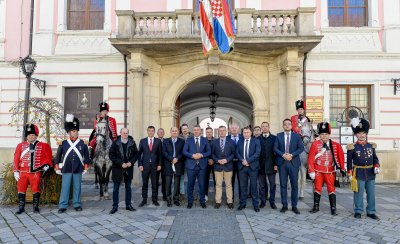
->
[89,102,118,150]
[13,124,53,214]
[291,100,311,135]
[307,122,345,215]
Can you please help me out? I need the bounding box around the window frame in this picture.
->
[67,0,105,30]
[329,84,372,128]
[328,0,368,27]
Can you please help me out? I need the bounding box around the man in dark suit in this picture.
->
[109,128,139,214]
[183,125,211,209]
[236,127,261,212]
[157,128,166,201]
[212,125,236,209]
[138,126,162,207]
[205,127,215,202]
[162,126,185,207]
[258,122,278,209]
[273,119,304,214]
[227,123,243,201]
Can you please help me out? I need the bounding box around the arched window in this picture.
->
[67,0,105,30]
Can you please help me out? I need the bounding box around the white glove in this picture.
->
[348,175,352,181]
[55,170,62,175]
[82,170,87,175]
[172,164,176,173]
[14,172,20,182]
[309,172,315,180]
[43,165,49,172]
[374,167,380,174]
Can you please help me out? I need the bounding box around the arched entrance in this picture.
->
[159,63,270,133]
[178,76,253,134]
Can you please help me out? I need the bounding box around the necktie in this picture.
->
[149,138,153,152]
[285,133,290,153]
[172,139,176,157]
[196,138,200,153]
[220,139,224,152]
[245,139,249,160]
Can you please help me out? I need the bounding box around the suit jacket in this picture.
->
[109,136,139,182]
[273,132,304,167]
[258,134,277,174]
[236,138,261,171]
[212,138,236,172]
[162,137,185,176]
[183,136,211,170]
[138,137,162,169]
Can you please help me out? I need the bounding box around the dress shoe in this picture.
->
[299,196,304,201]
[254,207,260,212]
[139,201,147,207]
[280,206,288,213]
[237,205,246,211]
[187,203,193,209]
[270,203,277,209]
[214,203,221,209]
[109,208,118,214]
[58,208,66,214]
[167,201,172,207]
[259,203,265,208]
[163,196,168,201]
[126,205,136,211]
[367,214,380,220]
[292,207,300,214]
[153,201,160,206]
[174,201,181,207]
[200,203,207,208]
[74,207,83,211]
[354,213,362,219]
[227,203,234,209]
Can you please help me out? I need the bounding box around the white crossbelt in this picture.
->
[60,139,84,168]
[20,147,30,160]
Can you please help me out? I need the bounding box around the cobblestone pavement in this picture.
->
[1,174,399,244]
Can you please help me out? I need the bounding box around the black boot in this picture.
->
[310,192,320,213]
[33,192,40,213]
[16,193,25,214]
[329,193,337,216]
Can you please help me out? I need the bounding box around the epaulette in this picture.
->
[56,140,62,146]
[347,143,355,150]
[370,142,377,149]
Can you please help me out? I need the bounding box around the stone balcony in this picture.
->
[110,8,322,59]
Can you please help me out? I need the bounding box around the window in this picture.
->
[67,0,105,30]
[328,0,367,27]
[329,85,371,128]
[194,0,235,12]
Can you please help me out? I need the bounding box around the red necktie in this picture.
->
[149,138,153,152]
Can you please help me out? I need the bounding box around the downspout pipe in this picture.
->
[124,54,128,128]
[303,52,308,116]
[29,0,34,55]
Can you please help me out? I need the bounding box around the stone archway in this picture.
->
[159,63,269,130]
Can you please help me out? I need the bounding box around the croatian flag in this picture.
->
[211,0,235,54]
[199,0,216,55]
[199,0,235,55]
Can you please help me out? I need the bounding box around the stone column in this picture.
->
[252,109,269,128]
[280,48,301,118]
[116,10,135,38]
[129,67,147,142]
[236,8,255,34]
[175,9,193,36]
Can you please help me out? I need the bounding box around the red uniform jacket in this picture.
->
[13,141,53,172]
[89,116,118,148]
[308,140,344,174]
[291,114,310,135]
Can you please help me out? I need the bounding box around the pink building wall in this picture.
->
[262,0,300,10]
[131,0,167,12]
[4,0,31,61]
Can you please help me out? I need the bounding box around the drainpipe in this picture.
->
[28,0,34,55]
[124,54,128,128]
[303,52,308,116]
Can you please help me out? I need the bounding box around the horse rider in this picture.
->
[56,114,90,213]
[307,122,345,215]
[291,100,311,136]
[13,123,52,214]
[89,102,118,152]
